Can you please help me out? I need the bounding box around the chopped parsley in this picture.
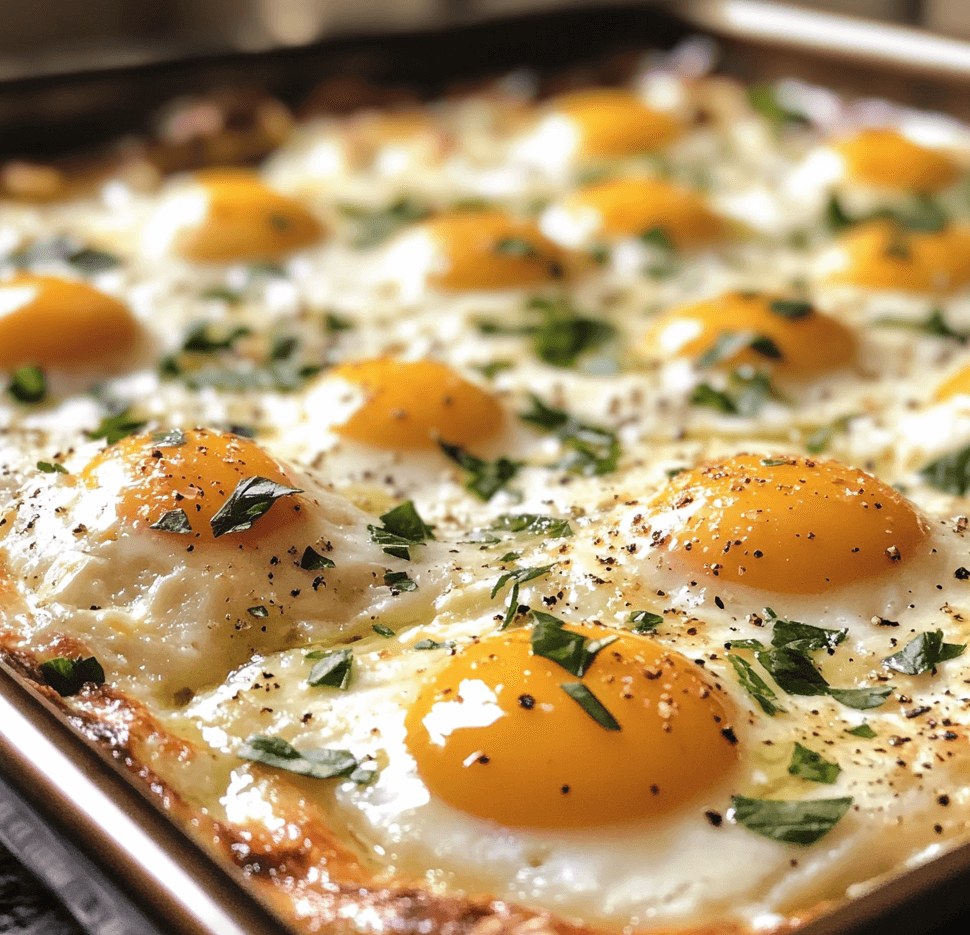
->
[8,365,47,404]
[473,360,514,380]
[788,743,841,784]
[6,236,120,273]
[846,723,877,739]
[746,84,808,130]
[384,570,417,593]
[39,656,106,697]
[728,653,783,716]
[690,369,785,419]
[306,648,353,689]
[520,394,621,476]
[629,610,663,632]
[560,682,621,731]
[368,500,435,559]
[180,322,251,354]
[324,311,355,333]
[489,514,572,539]
[883,630,966,675]
[338,197,431,248]
[414,638,453,651]
[238,735,375,783]
[209,476,303,538]
[919,444,970,496]
[150,509,193,534]
[36,461,68,474]
[804,414,854,454]
[300,546,335,570]
[530,611,616,677]
[873,308,969,343]
[639,226,674,251]
[697,330,782,369]
[769,299,813,320]
[84,407,147,444]
[200,285,243,304]
[730,795,852,845]
[248,606,268,618]
[372,623,395,638]
[439,442,521,501]
[527,296,615,368]
[151,428,187,447]
[492,564,554,629]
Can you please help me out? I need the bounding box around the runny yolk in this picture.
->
[81,428,306,548]
[552,88,681,159]
[561,176,724,248]
[648,453,931,594]
[328,358,503,450]
[175,169,324,263]
[644,292,856,380]
[424,212,570,291]
[935,363,970,402]
[832,220,970,294]
[834,129,959,192]
[0,274,138,369]
[404,623,738,828]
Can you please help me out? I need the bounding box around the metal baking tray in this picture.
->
[3,2,970,933]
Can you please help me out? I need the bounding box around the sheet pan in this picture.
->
[3,2,970,933]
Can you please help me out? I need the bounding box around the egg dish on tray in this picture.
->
[3,41,970,935]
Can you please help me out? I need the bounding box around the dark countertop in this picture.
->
[0,841,83,934]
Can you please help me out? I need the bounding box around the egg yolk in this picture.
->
[649,454,930,594]
[328,358,503,451]
[175,169,324,263]
[424,212,569,291]
[552,89,681,159]
[833,220,970,293]
[835,129,959,192]
[0,274,138,369]
[81,428,305,548]
[404,623,738,828]
[644,292,856,380]
[562,177,724,248]
[935,363,970,402]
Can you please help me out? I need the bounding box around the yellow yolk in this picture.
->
[936,363,970,402]
[562,177,724,248]
[329,358,503,450]
[552,89,681,159]
[81,428,305,548]
[175,169,324,263]
[835,129,959,192]
[643,292,856,380]
[0,274,138,369]
[424,212,570,291]
[404,623,738,828]
[649,454,930,594]
[832,220,970,293]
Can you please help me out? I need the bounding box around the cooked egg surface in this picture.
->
[6,50,970,935]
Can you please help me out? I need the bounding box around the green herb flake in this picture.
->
[756,646,829,696]
[728,653,783,716]
[8,365,47,404]
[150,509,193,534]
[769,299,814,320]
[520,394,621,477]
[560,682,621,731]
[769,615,847,654]
[746,84,808,130]
[36,461,68,474]
[181,322,252,354]
[492,564,554,629]
[629,610,663,632]
[238,735,367,781]
[690,383,737,414]
[439,442,521,501]
[368,500,436,559]
[639,226,674,251]
[827,686,894,710]
[39,656,106,697]
[825,194,855,232]
[324,312,355,333]
[200,286,243,304]
[414,638,452,651]
[151,428,187,447]
[527,296,616,369]
[210,476,303,538]
[883,630,966,675]
[306,648,353,690]
[372,623,395,638]
[846,723,877,739]
[300,546,335,571]
[529,611,616,677]
[384,571,418,593]
[730,795,852,845]
[804,415,854,454]
[490,514,572,539]
[248,606,269,618]
[339,197,431,248]
[788,742,841,784]
[84,408,147,445]
[873,308,968,343]
[473,360,514,380]
[494,237,541,259]
[698,331,781,370]
[919,444,970,496]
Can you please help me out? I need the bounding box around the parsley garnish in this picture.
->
[804,415,853,454]
[490,514,572,539]
[39,656,106,697]
[560,682,621,731]
[36,461,67,474]
[520,394,621,476]
[209,476,303,538]
[730,795,852,845]
[338,197,430,248]
[883,630,966,675]
[639,226,674,250]
[494,237,541,259]
[324,312,355,333]
[697,330,782,369]
[846,723,877,739]
[473,360,514,379]
[384,571,417,593]
[238,735,375,783]
[526,296,615,368]
[306,648,353,689]
[439,442,521,501]
[6,236,119,273]
[368,500,435,559]
[769,299,813,320]
[919,444,970,496]
[8,365,46,403]
[873,308,968,343]
[492,564,554,629]
[151,428,187,447]
[746,84,808,130]
[200,286,242,304]
[181,322,251,354]
[84,407,147,445]
[414,638,452,650]
[248,606,268,618]
[728,653,784,716]
[825,194,855,232]
[300,546,335,570]
[150,509,192,534]
[372,623,395,638]
[788,743,841,784]
[530,611,616,677]
[629,610,663,632]
[690,370,785,418]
